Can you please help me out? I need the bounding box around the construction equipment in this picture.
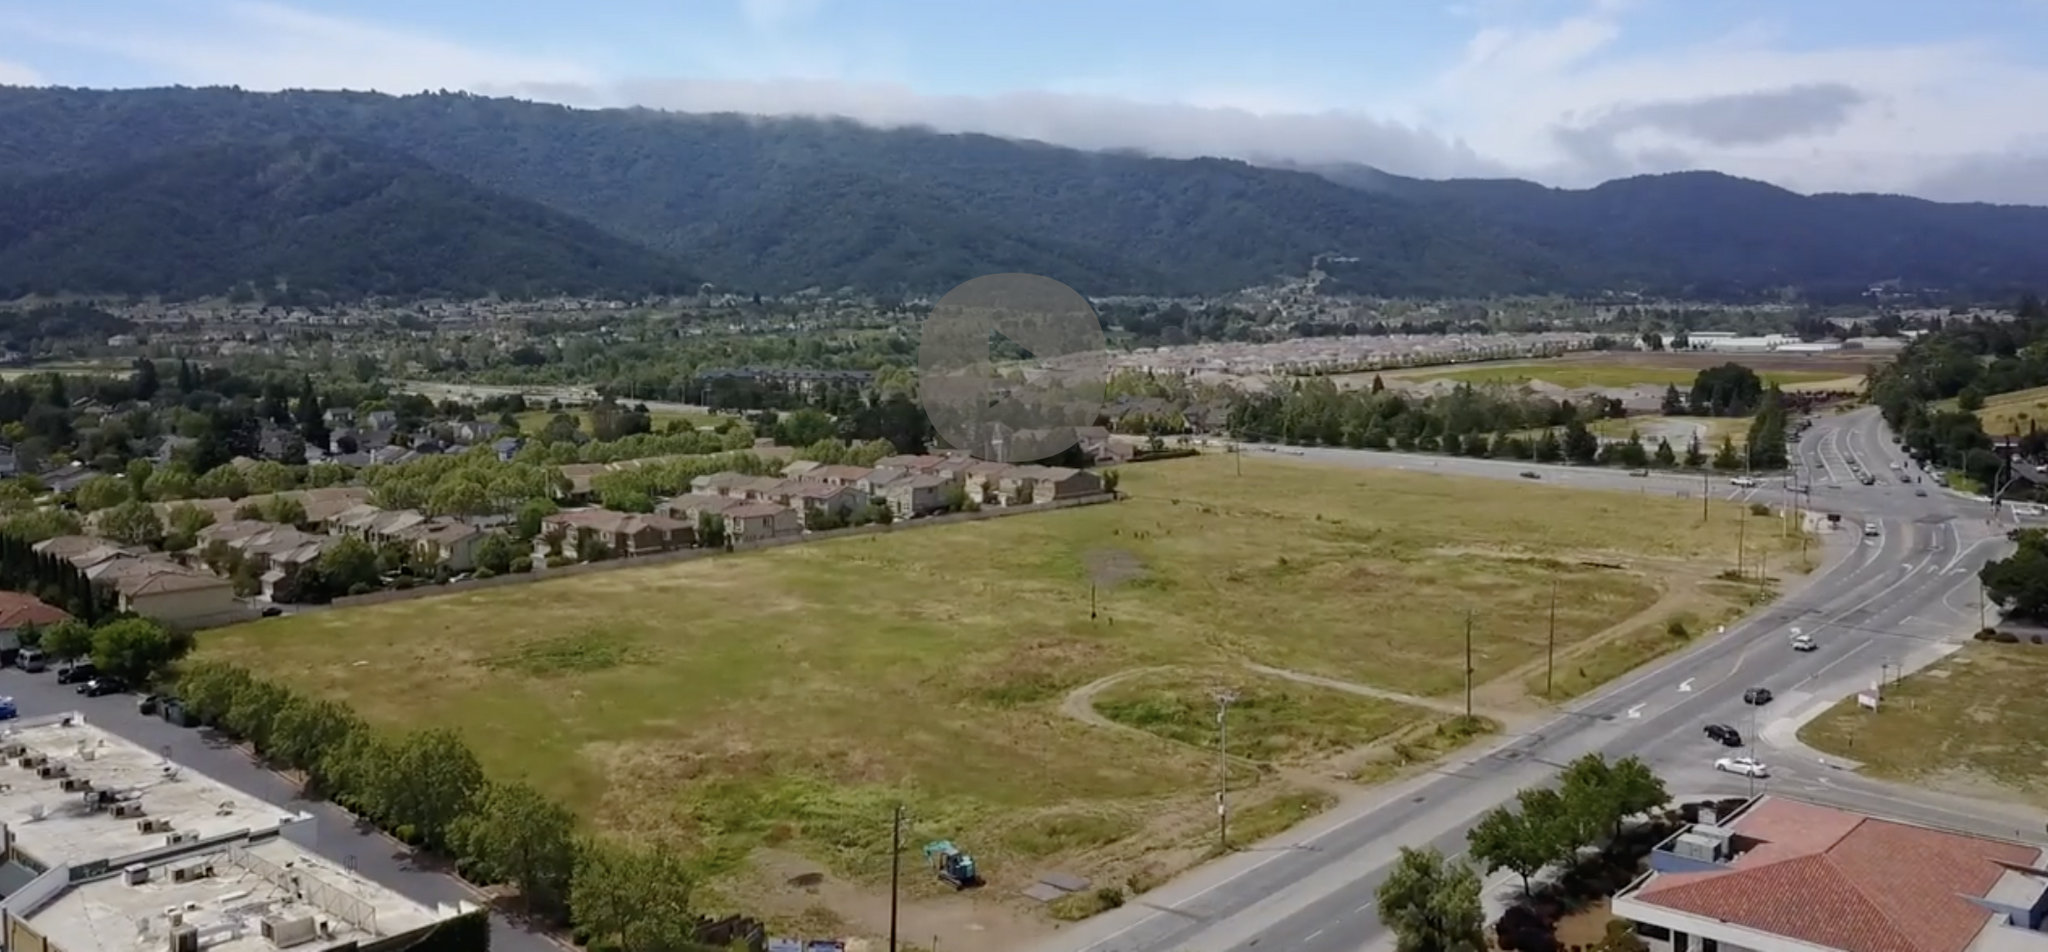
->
[922,840,978,889]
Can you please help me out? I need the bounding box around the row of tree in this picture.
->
[1373,754,1669,952]
[174,662,726,952]
[21,615,192,682]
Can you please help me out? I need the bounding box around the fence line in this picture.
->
[322,492,1118,610]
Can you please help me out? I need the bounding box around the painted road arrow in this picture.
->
[1679,679,1694,693]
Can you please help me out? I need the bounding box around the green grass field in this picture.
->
[1799,644,2048,808]
[197,453,1803,919]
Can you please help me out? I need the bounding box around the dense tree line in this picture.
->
[0,529,119,621]
[1224,374,1796,471]
[1375,754,1666,952]
[1983,528,2048,623]
[23,614,191,682]
[0,136,696,303]
[1870,295,2048,488]
[173,662,729,952]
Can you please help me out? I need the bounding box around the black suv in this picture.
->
[78,676,127,697]
[1743,687,1774,706]
[55,661,98,685]
[1704,724,1743,747]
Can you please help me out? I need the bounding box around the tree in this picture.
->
[571,840,697,952]
[1983,530,2048,620]
[474,534,516,575]
[99,500,165,547]
[697,512,727,549]
[450,781,577,916]
[74,475,129,513]
[1467,787,1574,894]
[41,617,94,660]
[1660,384,1686,415]
[385,728,485,851]
[1712,436,1744,471]
[1653,437,1677,467]
[317,536,381,595]
[194,464,249,500]
[269,697,364,792]
[1376,846,1485,952]
[90,617,191,683]
[1683,434,1707,468]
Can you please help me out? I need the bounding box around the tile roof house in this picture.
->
[538,509,694,560]
[720,501,802,544]
[1614,795,2048,952]
[0,591,67,654]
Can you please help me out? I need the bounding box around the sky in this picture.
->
[1,0,2046,204]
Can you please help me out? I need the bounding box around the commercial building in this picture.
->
[1614,795,2048,952]
[0,713,484,952]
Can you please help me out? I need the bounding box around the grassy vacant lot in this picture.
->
[1962,385,2048,437]
[1587,415,1752,443]
[1800,644,2048,806]
[198,453,1802,923]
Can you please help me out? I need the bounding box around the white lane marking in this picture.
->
[1307,930,1325,941]
[1627,704,1645,718]
[1679,678,1695,693]
[1798,641,1872,687]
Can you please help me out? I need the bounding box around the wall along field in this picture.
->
[198,453,1804,926]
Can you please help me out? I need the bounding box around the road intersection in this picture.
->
[1038,407,2034,952]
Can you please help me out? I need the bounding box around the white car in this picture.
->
[1791,635,1817,652]
[1730,476,1758,488]
[1716,756,1770,778]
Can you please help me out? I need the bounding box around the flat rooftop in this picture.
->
[25,836,449,952]
[0,715,303,867]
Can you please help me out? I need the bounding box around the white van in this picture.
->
[16,648,46,673]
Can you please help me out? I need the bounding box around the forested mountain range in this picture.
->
[1,85,2045,302]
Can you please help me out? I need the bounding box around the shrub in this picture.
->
[1666,619,1689,639]
[510,556,533,573]
[1975,628,1998,641]
[1996,630,2022,643]
[473,567,496,580]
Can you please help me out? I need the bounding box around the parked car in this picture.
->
[1703,723,1743,747]
[1628,469,1649,477]
[1715,756,1770,778]
[1743,687,1775,705]
[1914,488,1927,497]
[54,662,97,685]
[16,648,46,673]
[78,676,127,698]
[1730,476,1758,488]
[1520,471,1541,480]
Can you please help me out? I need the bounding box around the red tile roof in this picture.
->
[0,591,68,630]
[1635,797,2039,952]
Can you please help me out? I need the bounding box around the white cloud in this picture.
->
[3,0,2045,203]
[0,58,38,85]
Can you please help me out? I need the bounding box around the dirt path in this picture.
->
[1240,663,1532,727]
[1058,667,1173,734]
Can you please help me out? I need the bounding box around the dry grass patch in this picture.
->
[1799,644,2048,806]
[1963,385,2048,437]
[1090,667,1422,766]
[197,453,1798,918]
[1395,363,1846,389]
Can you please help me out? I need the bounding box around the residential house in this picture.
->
[0,591,67,657]
[78,554,239,627]
[721,502,802,543]
[538,509,694,560]
[875,454,954,474]
[780,460,823,478]
[330,505,430,545]
[882,473,955,518]
[36,463,96,494]
[559,463,611,502]
[661,492,744,524]
[363,409,398,431]
[324,407,356,427]
[491,437,524,461]
[1613,794,2048,952]
[799,464,875,488]
[959,461,1015,505]
[692,473,788,501]
[855,466,911,496]
[454,420,502,444]
[0,443,18,479]
[196,520,331,599]
[394,517,491,571]
[993,465,1104,506]
[786,482,869,524]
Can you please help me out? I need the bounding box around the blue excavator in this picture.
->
[922,840,979,889]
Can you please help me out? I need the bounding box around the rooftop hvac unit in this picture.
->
[169,863,213,883]
[1,743,25,758]
[114,801,145,819]
[139,818,170,834]
[168,925,199,952]
[36,763,67,779]
[260,915,319,949]
[18,753,45,769]
[125,864,150,886]
[60,777,91,792]
[165,832,196,847]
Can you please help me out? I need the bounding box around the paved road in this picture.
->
[0,669,559,952]
[1035,408,2028,952]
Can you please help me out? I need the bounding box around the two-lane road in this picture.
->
[1041,408,2018,952]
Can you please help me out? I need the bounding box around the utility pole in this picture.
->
[1545,580,1558,699]
[1090,584,1097,621]
[889,804,903,952]
[1736,509,1747,577]
[1701,468,1710,521]
[1235,442,1242,476]
[1980,580,1989,632]
[1464,610,1475,720]
[1215,690,1237,850]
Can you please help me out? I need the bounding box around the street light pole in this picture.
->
[888,804,903,952]
[1215,690,1237,850]
[1464,610,1475,720]
[1545,580,1558,699]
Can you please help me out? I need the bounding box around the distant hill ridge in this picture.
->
[0,86,2043,301]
